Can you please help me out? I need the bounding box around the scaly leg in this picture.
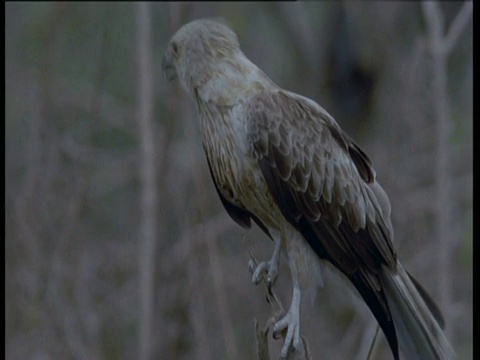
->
[273,271,301,358]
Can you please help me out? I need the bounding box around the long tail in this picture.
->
[380,262,455,359]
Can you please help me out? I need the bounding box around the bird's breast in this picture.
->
[200,103,281,228]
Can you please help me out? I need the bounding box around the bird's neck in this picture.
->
[192,54,276,106]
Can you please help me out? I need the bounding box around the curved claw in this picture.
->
[273,310,301,358]
[251,232,282,287]
[273,285,301,358]
[251,259,279,287]
[252,261,268,284]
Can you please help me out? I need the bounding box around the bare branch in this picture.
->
[136,3,158,360]
[444,1,473,56]
[421,1,457,341]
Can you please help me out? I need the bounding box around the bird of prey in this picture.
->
[162,18,455,359]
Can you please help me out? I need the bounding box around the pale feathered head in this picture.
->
[162,19,244,91]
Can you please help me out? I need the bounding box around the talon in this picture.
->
[251,261,268,284]
[272,327,284,340]
[274,312,300,358]
[251,258,279,286]
[273,286,301,358]
[250,232,282,286]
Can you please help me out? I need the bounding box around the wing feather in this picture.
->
[205,151,274,239]
[246,90,399,354]
[246,90,396,269]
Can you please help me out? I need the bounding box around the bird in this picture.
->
[162,18,455,359]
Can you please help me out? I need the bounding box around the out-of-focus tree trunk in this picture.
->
[136,3,158,360]
[421,1,472,342]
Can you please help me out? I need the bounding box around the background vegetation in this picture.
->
[5,2,472,359]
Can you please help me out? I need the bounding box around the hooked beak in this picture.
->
[162,53,177,81]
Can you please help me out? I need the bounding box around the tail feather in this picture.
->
[380,262,455,359]
[407,271,446,329]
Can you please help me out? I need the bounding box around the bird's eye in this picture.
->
[171,42,178,55]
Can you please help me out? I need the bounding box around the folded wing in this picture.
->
[245,90,400,358]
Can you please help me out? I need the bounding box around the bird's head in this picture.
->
[163,18,275,104]
[162,18,244,94]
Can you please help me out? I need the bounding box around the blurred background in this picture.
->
[5,2,472,360]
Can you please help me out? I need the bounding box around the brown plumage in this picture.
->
[163,18,454,359]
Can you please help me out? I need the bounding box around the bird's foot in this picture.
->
[273,304,301,358]
[251,257,279,290]
[250,234,282,289]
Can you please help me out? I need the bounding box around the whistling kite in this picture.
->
[162,18,454,360]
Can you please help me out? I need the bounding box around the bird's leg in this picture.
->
[273,275,301,358]
[251,232,282,289]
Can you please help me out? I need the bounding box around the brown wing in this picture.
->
[205,149,272,239]
[245,90,399,358]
